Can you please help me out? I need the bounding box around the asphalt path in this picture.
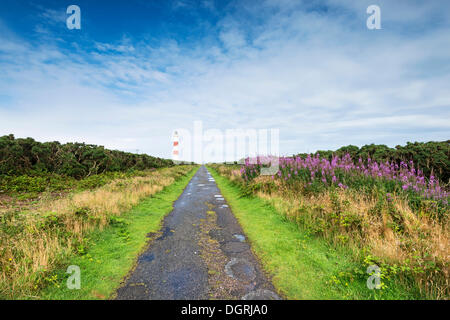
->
[116,166,280,300]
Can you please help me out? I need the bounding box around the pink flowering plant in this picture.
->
[241,154,449,217]
[212,152,449,298]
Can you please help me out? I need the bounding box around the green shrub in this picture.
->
[0,134,174,178]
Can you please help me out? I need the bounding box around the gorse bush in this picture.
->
[0,168,165,197]
[0,134,173,178]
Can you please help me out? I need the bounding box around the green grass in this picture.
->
[40,166,199,300]
[0,169,169,201]
[208,167,419,300]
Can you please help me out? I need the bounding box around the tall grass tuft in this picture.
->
[0,165,194,299]
[211,155,449,299]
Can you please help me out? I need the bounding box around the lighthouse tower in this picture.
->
[172,131,179,162]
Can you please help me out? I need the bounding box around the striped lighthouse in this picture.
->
[172,131,179,162]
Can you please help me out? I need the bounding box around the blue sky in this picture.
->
[0,0,449,159]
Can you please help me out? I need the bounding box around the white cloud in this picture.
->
[0,1,449,160]
[95,42,135,53]
[219,29,246,49]
[39,8,67,24]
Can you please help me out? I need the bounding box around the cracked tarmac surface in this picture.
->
[115,166,280,300]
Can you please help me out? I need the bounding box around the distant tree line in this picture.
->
[298,140,450,183]
[0,134,174,178]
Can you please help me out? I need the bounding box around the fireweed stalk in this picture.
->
[241,154,449,207]
[215,154,449,298]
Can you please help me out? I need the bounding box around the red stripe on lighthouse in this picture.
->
[172,131,180,161]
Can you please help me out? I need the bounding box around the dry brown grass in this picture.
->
[0,165,194,299]
[212,164,449,299]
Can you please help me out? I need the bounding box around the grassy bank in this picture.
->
[0,165,198,299]
[208,166,422,299]
[210,157,449,299]
[41,166,198,300]
[0,170,166,204]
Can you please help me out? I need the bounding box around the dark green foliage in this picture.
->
[0,134,173,178]
[299,140,450,183]
[0,169,165,196]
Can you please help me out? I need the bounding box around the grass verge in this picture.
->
[39,166,198,300]
[208,166,421,300]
